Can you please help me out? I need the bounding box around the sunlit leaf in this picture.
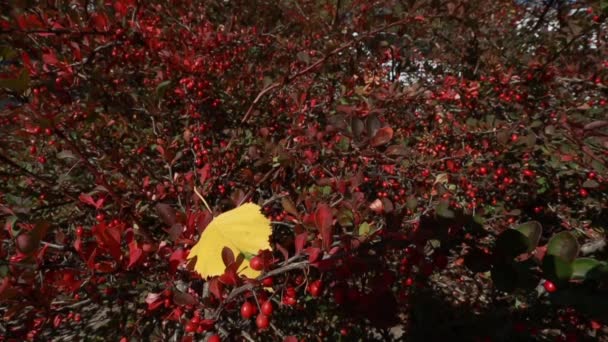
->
[188,203,271,278]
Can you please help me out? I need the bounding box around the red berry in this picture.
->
[240,301,257,319]
[261,300,274,316]
[249,256,264,271]
[208,335,221,342]
[579,188,588,198]
[543,280,557,293]
[307,280,323,298]
[76,226,84,237]
[95,213,105,222]
[185,322,197,333]
[255,314,270,330]
[261,277,274,287]
[283,295,296,306]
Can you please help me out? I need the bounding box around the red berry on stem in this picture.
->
[543,280,557,293]
[256,314,270,330]
[307,280,323,297]
[208,335,221,342]
[185,322,196,333]
[249,256,264,271]
[240,301,257,319]
[261,300,274,316]
[261,276,274,287]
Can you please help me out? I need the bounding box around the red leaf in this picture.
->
[93,223,122,262]
[208,278,223,299]
[90,12,109,31]
[173,291,197,306]
[79,193,103,209]
[164,223,183,241]
[284,337,299,342]
[281,197,299,217]
[314,204,333,251]
[295,233,308,254]
[221,246,235,267]
[305,247,322,263]
[42,50,58,66]
[155,203,177,226]
[0,277,17,301]
[127,240,143,269]
[95,261,116,273]
[584,120,608,131]
[276,243,289,261]
[169,248,187,273]
[197,164,211,183]
[370,126,394,147]
[219,267,239,285]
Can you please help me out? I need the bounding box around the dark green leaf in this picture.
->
[435,201,455,219]
[547,231,579,262]
[571,258,603,280]
[514,221,542,252]
[542,255,573,282]
[491,263,517,292]
[365,115,382,138]
[494,229,529,260]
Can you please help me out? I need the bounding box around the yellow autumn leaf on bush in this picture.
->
[188,203,271,279]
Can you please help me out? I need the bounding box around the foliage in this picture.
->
[0,0,607,340]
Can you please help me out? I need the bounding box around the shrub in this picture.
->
[0,0,607,340]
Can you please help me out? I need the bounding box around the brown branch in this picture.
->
[241,15,415,123]
[0,29,112,36]
[213,260,308,318]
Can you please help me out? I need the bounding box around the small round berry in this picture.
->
[240,301,257,319]
[307,280,323,298]
[543,280,557,293]
[261,300,274,316]
[249,256,264,271]
[208,335,221,342]
[261,277,274,287]
[255,314,270,330]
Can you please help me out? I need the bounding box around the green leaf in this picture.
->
[337,208,353,227]
[358,222,371,236]
[0,46,18,60]
[57,150,78,160]
[582,179,600,188]
[547,231,579,263]
[494,229,529,260]
[571,258,603,280]
[435,201,455,219]
[542,255,573,282]
[296,51,311,64]
[0,69,30,93]
[4,216,18,236]
[405,196,418,210]
[155,80,171,99]
[514,221,542,252]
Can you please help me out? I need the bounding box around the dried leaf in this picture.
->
[370,127,394,147]
[314,203,333,251]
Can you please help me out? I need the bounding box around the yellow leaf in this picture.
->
[188,203,271,279]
